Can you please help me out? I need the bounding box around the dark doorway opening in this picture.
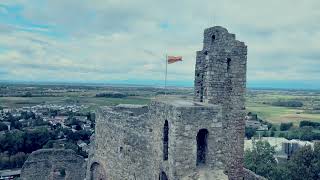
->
[160,171,168,180]
[163,120,169,161]
[197,129,209,166]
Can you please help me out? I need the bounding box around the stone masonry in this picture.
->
[20,149,85,180]
[194,26,247,179]
[87,26,251,180]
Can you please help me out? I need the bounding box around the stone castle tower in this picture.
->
[86,26,250,180]
[194,26,247,178]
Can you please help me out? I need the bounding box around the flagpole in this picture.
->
[165,54,168,97]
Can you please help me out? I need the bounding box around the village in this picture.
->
[0,103,94,179]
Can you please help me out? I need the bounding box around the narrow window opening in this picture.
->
[211,35,216,44]
[197,129,209,166]
[163,120,169,161]
[227,58,231,72]
[200,85,204,102]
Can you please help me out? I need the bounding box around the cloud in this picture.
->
[0,0,319,86]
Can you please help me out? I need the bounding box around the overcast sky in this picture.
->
[0,0,319,88]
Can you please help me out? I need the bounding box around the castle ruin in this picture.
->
[20,26,265,180]
[87,26,250,180]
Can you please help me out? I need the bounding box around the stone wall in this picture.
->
[89,104,157,180]
[149,98,226,180]
[20,149,85,180]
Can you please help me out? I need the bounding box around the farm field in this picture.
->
[0,96,150,112]
[246,89,320,125]
[1,83,320,125]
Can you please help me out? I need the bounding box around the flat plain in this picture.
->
[1,84,320,125]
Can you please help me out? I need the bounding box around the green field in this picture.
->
[0,96,150,113]
[246,90,320,125]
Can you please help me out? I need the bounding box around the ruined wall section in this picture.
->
[92,104,157,180]
[21,149,85,180]
[194,26,247,179]
[149,98,225,180]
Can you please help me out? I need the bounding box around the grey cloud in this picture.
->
[0,0,319,83]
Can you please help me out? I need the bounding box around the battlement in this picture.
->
[202,26,245,52]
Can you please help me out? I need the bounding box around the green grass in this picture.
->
[0,96,150,111]
[246,102,320,126]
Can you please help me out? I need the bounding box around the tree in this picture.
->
[65,117,81,127]
[272,100,303,107]
[0,122,8,131]
[300,121,320,128]
[299,126,314,141]
[280,122,293,131]
[244,140,278,179]
[287,145,318,180]
[24,128,53,153]
[245,127,257,139]
[262,131,269,137]
[270,129,275,137]
[271,126,277,131]
[0,130,25,155]
[22,92,32,97]
[10,120,22,130]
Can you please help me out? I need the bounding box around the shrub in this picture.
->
[244,140,277,179]
[22,92,32,97]
[300,120,320,128]
[270,130,275,137]
[279,132,288,139]
[95,92,127,98]
[245,127,257,139]
[271,126,277,131]
[280,122,293,131]
[0,122,8,131]
[272,100,303,107]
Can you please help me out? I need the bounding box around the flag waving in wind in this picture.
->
[167,56,183,64]
[164,55,183,95]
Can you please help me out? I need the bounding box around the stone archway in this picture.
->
[90,162,107,180]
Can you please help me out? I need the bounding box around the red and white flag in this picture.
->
[167,56,182,64]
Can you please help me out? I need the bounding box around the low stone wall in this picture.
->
[21,149,85,180]
[243,168,267,180]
